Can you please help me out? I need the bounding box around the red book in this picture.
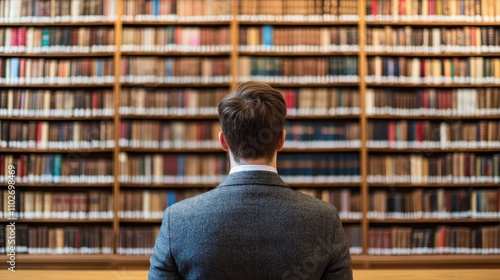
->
[20,59,26,78]
[417,121,423,142]
[11,28,18,48]
[372,0,378,15]
[388,121,395,144]
[399,0,407,15]
[18,28,26,49]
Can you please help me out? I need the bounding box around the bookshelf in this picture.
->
[1,0,500,270]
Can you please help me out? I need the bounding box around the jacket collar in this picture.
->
[218,170,289,188]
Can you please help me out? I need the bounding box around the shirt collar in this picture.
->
[229,165,278,174]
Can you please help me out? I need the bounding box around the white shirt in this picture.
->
[229,165,278,174]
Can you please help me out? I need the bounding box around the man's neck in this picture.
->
[228,153,277,170]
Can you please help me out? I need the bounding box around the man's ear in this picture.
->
[277,130,286,151]
[219,131,229,151]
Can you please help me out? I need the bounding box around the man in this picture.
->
[149,81,352,280]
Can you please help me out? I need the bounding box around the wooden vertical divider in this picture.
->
[230,0,239,91]
[113,0,123,256]
[358,0,369,265]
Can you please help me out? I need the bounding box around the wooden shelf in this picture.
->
[365,21,500,27]
[368,218,500,224]
[237,20,359,25]
[121,51,231,56]
[122,20,231,25]
[365,51,500,57]
[238,50,359,56]
[0,52,115,57]
[367,147,500,153]
[120,114,219,120]
[368,183,500,188]
[0,84,114,88]
[363,255,500,269]
[0,148,114,153]
[366,82,500,88]
[16,219,113,223]
[367,114,500,120]
[120,82,230,87]
[0,116,114,120]
[119,183,218,188]
[14,183,114,188]
[0,22,115,27]
[120,147,223,153]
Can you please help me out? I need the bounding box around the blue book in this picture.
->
[96,59,103,77]
[167,191,176,206]
[10,58,19,79]
[166,58,173,77]
[153,0,160,16]
[53,154,62,183]
[262,25,273,46]
[177,155,185,178]
[42,28,50,47]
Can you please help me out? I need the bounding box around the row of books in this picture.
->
[0,0,117,23]
[277,154,360,183]
[0,90,114,117]
[0,155,114,184]
[0,58,115,85]
[122,0,232,21]
[369,188,500,219]
[119,57,230,84]
[116,225,363,256]
[281,88,360,116]
[368,226,500,255]
[283,121,360,148]
[239,26,358,52]
[1,191,113,219]
[367,120,500,147]
[117,226,159,255]
[297,188,361,219]
[368,153,500,183]
[118,153,362,184]
[119,87,361,117]
[365,0,500,21]
[344,225,362,255]
[366,57,500,84]
[366,27,500,53]
[119,120,221,149]
[0,27,115,54]
[119,88,226,116]
[0,225,113,255]
[366,88,500,116]
[118,153,228,184]
[122,26,230,53]
[238,57,359,84]
[0,121,114,149]
[119,189,204,219]
[238,0,358,19]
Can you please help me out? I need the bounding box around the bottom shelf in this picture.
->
[2,255,500,269]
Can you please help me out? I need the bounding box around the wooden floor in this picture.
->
[2,269,500,280]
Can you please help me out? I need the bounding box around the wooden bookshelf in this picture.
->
[1,0,499,270]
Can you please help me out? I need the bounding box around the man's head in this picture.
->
[218,81,287,164]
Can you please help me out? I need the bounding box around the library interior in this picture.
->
[0,0,499,279]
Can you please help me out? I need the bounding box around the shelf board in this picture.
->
[366,82,500,88]
[121,51,231,56]
[14,183,114,188]
[368,182,500,188]
[0,116,114,121]
[0,52,115,57]
[365,51,500,57]
[0,148,114,153]
[363,255,500,268]
[288,182,361,188]
[120,82,230,87]
[260,82,359,87]
[237,20,359,26]
[120,218,162,223]
[367,147,500,153]
[15,218,113,223]
[120,147,223,153]
[122,20,231,26]
[120,114,219,120]
[365,21,500,27]
[368,218,500,224]
[0,84,114,88]
[119,183,218,188]
[238,50,359,56]
[0,22,115,27]
[367,114,500,120]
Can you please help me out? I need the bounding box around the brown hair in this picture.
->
[218,81,287,163]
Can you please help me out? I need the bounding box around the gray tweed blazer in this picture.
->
[148,171,352,280]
